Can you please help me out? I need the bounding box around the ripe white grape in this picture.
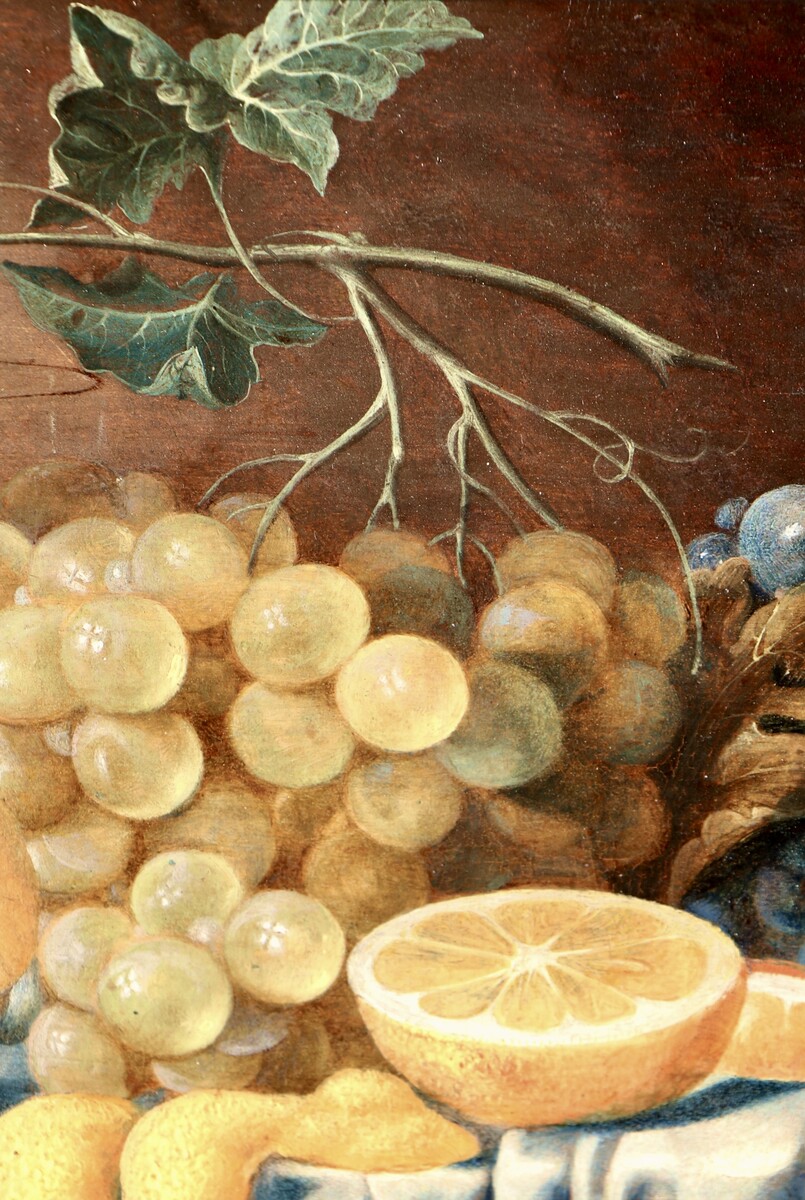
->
[254,1012,332,1094]
[570,659,682,765]
[0,459,121,540]
[0,725,79,828]
[60,595,188,714]
[497,530,619,611]
[26,801,135,896]
[170,645,242,718]
[229,682,355,788]
[589,767,670,869]
[338,528,451,590]
[37,903,133,1011]
[27,518,135,602]
[0,521,32,605]
[485,793,592,858]
[130,850,244,937]
[614,570,688,666]
[214,996,291,1057]
[478,579,610,704]
[436,660,564,789]
[151,1046,263,1094]
[230,566,371,691]
[335,634,469,753]
[345,754,464,851]
[97,936,233,1057]
[230,564,370,688]
[209,492,298,573]
[302,819,430,941]
[28,1002,130,1096]
[270,783,343,876]
[141,774,276,888]
[224,890,345,1006]
[0,605,76,723]
[131,513,248,630]
[71,711,204,820]
[363,563,475,655]
[117,471,176,531]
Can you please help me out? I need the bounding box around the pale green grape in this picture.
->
[118,472,176,531]
[0,605,76,724]
[345,754,464,851]
[209,492,298,574]
[436,660,563,789]
[338,528,451,590]
[28,518,135,601]
[0,725,79,828]
[228,682,355,788]
[254,1012,332,1094]
[230,564,370,687]
[131,513,248,631]
[0,521,31,605]
[27,1002,130,1096]
[570,659,682,765]
[224,890,345,1006]
[60,595,188,714]
[302,818,430,941]
[141,774,276,889]
[478,580,610,704]
[0,459,121,540]
[97,936,233,1057]
[497,530,618,611]
[26,801,135,896]
[72,712,204,820]
[130,850,244,937]
[335,634,469,753]
[151,1046,263,1094]
[613,571,688,666]
[37,903,133,1010]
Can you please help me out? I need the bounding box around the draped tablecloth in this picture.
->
[1,1044,803,1198]
[254,1080,805,1200]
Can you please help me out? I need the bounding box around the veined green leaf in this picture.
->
[186,0,482,193]
[1,257,326,410]
[31,4,228,228]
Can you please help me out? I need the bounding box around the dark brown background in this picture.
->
[0,1,802,579]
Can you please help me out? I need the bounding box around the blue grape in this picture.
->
[738,484,805,595]
[753,867,804,937]
[686,532,737,572]
[715,497,749,532]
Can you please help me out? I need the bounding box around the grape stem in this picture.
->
[0,199,732,662]
[0,222,736,376]
[340,269,707,673]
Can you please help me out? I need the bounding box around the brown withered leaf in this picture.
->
[667,580,805,904]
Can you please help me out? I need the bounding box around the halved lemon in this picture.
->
[348,888,746,1127]
[717,959,805,1083]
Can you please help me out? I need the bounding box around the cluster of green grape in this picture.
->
[0,459,687,1101]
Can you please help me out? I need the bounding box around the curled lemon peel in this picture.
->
[119,1069,479,1200]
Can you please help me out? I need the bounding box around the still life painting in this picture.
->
[0,1,801,1196]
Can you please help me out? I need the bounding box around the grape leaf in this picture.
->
[1,257,326,410]
[667,577,805,903]
[184,0,482,193]
[30,5,227,228]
